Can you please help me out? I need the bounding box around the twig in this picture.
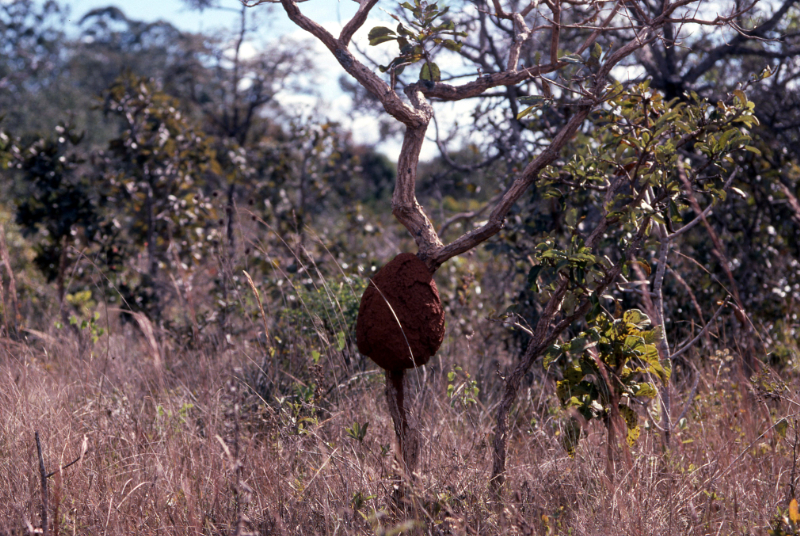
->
[45,435,88,478]
[35,431,48,536]
[673,366,701,428]
[670,299,730,360]
[243,269,272,351]
[667,169,737,240]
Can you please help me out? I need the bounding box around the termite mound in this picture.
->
[356,252,445,370]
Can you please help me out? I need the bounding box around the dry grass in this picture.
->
[0,298,797,535]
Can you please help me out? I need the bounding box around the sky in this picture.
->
[64,0,351,35]
[61,0,469,160]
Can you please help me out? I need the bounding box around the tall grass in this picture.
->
[1,229,798,535]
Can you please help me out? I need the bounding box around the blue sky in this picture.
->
[61,0,454,159]
[64,0,358,37]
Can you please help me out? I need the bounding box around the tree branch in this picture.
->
[670,299,729,359]
[339,0,380,46]
[278,0,424,127]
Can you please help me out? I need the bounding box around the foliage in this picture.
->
[446,364,480,407]
[507,82,758,336]
[56,290,106,345]
[279,274,368,350]
[345,420,369,442]
[14,125,103,299]
[368,0,466,83]
[549,309,664,453]
[100,73,222,315]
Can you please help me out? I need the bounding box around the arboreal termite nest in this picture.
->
[356,252,445,371]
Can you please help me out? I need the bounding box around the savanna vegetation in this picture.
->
[2,0,800,533]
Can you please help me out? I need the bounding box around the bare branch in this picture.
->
[340,0,380,47]
[681,0,799,84]
[507,13,533,72]
[670,299,729,359]
[549,0,562,65]
[438,192,502,236]
[667,169,737,240]
[278,0,424,127]
[416,63,561,101]
[576,0,625,55]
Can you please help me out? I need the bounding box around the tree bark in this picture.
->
[0,223,19,336]
[385,370,419,478]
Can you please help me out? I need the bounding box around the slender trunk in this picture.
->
[36,431,48,536]
[220,183,237,334]
[146,181,158,279]
[56,235,73,331]
[677,165,755,375]
[0,223,18,336]
[226,182,236,253]
[652,227,673,446]
[56,234,68,307]
[385,370,419,478]
[296,155,309,257]
[0,260,5,336]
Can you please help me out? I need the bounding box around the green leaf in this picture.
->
[442,39,462,52]
[776,418,789,439]
[516,105,537,120]
[566,336,593,355]
[397,23,414,37]
[619,405,640,446]
[336,331,346,351]
[651,359,672,384]
[564,363,585,385]
[542,344,563,369]
[560,53,584,65]
[419,62,441,82]
[519,95,546,105]
[633,382,658,398]
[368,26,397,46]
[527,264,543,291]
[669,199,683,222]
[622,309,650,326]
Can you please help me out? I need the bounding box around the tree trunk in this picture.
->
[385,370,419,478]
[0,223,19,336]
[146,181,158,279]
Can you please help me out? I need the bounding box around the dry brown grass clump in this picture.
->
[0,317,798,535]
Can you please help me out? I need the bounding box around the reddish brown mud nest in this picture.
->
[356,253,445,371]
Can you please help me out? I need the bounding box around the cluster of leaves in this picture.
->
[446,364,480,407]
[345,420,369,442]
[769,498,800,535]
[98,74,229,318]
[509,83,761,456]
[508,83,759,342]
[102,73,220,270]
[14,125,103,296]
[278,275,367,358]
[368,0,466,83]
[516,44,607,120]
[547,309,665,454]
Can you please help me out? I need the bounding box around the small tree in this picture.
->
[267,0,762,487]
[102,73,220,318]
[15,125,101,308]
